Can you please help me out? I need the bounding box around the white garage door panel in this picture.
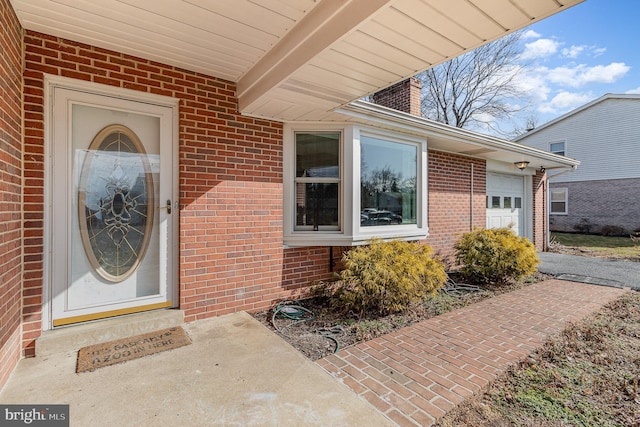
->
[486,173,524,236]
[487,173,523,193]
[488,215,502,229]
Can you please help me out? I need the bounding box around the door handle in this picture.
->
[159,199,172,215]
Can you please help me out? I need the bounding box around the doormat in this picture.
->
[76,327,191,373]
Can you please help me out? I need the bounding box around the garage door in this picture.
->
[486,172,524,236]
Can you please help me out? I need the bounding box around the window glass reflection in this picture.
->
[360,136,417,227]
[296,133,339,178]
[294,132,341,230]
[295,183,339,229]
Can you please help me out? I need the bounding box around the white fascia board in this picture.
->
[337,100,580,169]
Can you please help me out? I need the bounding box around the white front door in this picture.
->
[47,79,178,328]
[486,172,525,236]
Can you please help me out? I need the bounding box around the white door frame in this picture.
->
[42,75,180,331]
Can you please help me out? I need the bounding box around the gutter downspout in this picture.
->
[543,178,548,250]
[470,163,474,231]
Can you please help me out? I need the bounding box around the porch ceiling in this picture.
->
[11,0,583,121]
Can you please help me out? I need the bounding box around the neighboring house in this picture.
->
[515,94,640,236]
[0,0,581,390]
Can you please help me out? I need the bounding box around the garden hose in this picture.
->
[317,326,344,353]
[271,301,340,353]
[272,301,314,323]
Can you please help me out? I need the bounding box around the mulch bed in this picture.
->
[252,274,549,361]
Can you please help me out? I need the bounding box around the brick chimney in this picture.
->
[371,77,422,116]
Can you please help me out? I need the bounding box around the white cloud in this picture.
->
[538,91,594,114]
[581,62,630,83]
[561,45,608,59]
[520,38,561,60]
[513,67,552,104]
[561,45,586,59]
[545,65,582,86]
[592,47,607,57]
[522,29,541,39]
[625,87,640,94]
[546,62,630,87]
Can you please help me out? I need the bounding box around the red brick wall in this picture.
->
[425,151,486,262]
[371,77,422,116]
[18,30,515,361]
[22,31,338,352]
[532,170,547,251]
[0,0,23,388]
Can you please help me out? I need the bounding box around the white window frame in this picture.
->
[550,187,568,215]
[549,140,566,156]
[283,123,428,247]
[292,131,342,232]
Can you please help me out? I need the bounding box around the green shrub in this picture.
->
[334,239,447,316]
[454,228,539,285]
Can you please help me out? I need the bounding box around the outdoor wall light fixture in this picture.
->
[514,161,530,170]
[539,166,546,173]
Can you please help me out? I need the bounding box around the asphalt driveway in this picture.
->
[538,252,640,290]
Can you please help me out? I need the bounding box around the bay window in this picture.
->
[284,124,427,246]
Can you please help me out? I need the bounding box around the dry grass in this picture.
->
[551,232,640,260]
[435,292,640,427]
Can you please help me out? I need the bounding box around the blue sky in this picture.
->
[488,0,639,135]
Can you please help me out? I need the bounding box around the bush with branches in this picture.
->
[334,239,447,317]
[454,227,539,285]
[600,225,627,237]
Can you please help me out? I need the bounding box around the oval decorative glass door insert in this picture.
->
[78,124,155,282]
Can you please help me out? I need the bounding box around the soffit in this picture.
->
[11,0,583,121]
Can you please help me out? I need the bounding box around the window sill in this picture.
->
[284,227,429,247]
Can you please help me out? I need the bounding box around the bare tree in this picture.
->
[419,32,528,135]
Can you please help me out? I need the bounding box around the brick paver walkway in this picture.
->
[316,280,628,426]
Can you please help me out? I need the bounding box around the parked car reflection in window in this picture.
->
[360,208,402,225]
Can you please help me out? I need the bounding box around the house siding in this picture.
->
[519,96,640,237]
[0,0,23,389]
[426,151,486,259]
[519,97,640,183]
[21,31,339,355]
[549,178,640,234]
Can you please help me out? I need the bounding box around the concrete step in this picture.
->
[36,309,185,357]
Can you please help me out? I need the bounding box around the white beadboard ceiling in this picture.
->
[10,0,583,122]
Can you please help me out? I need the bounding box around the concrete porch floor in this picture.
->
[0,311,393,427]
